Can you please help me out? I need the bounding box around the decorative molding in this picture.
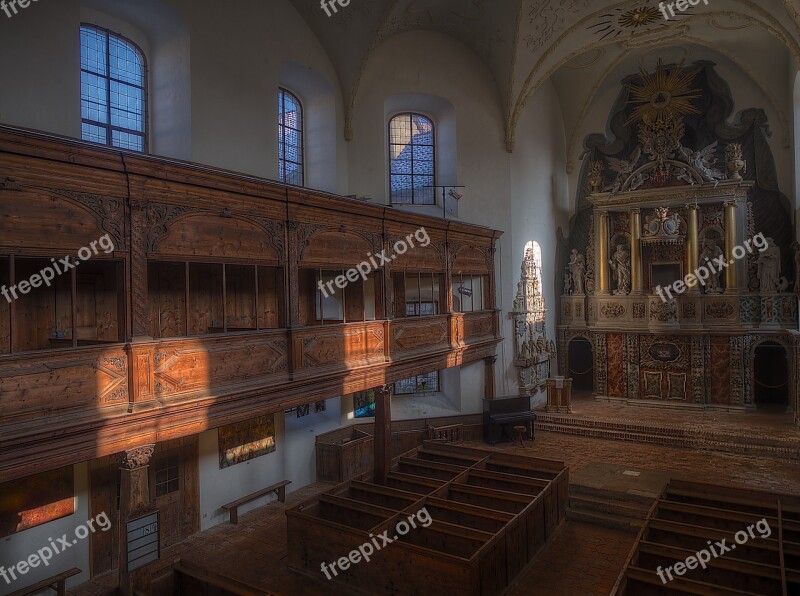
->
[118,444,155,470]
[146,204,199,252]
[48,189,127,250]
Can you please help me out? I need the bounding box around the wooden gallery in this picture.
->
[2,2,800,595]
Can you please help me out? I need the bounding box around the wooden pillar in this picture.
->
[629,208,643,294]
[286,221,302,327]
[686,204,700,294]
[724,201,738,292]
[484,355,497,399]
[596,210,610,294]
[118,444,155,596]
[128,199,150,339]
[373,385,392,486]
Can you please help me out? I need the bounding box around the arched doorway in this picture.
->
[568,337,594,394]
[753,342,790,412]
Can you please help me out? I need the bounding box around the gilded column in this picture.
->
[686,204,700,294]
[724,200,738,291]
[629,208,643,293]
[597,210,610,294]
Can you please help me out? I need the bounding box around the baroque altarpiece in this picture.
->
[559,60,799,421]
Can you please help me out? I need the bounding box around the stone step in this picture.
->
[535,419,800,462]
[566,508,643,533]
[568,493,652,519]
[569,482,659,506]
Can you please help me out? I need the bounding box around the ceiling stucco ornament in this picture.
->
[587,4,673,41]
[708,15,753,30]
[563,48,604,69]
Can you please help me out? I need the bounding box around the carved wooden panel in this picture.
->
[151,213,281,263]
[0,346,128,422]
[392,316,450,357]
[452,246,490,275]
[142,332,289,400]
[294,323,385,376]
[607,334,625,398]
[301,230,375,267]
[709,336,731,405]
[463,311,495,344]
[0,190,118,251]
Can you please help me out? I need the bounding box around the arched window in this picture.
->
[80,25,146,152]
[389,113,435,205]
[278,88,304,186]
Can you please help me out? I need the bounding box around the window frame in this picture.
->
[394,372,440,395]
[80,23,148,153]
[278,87,305,186]
[388,112,436,205]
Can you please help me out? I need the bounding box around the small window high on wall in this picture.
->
[389,113,435,205]
[278,88,304,186]
[80,25,147,152]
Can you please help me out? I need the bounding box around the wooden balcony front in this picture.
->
[0,126,502,482]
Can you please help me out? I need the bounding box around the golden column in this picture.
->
[686,204,700,293]
[597,210,610,294]
[630,208,643,293]
[724,200,738,291]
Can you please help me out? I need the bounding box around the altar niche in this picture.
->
[753,341,790,412]
[2,255,124,352]
[147,261,284,338]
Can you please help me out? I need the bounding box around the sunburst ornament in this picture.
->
[625,59,702,127]
[619,6,662,29]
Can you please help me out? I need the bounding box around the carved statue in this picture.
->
[699,239,724,294]
[608,244,631,295]
[587,161,605,194]
[679,141,725,182]
[563,272,573,296]
[793,242,800,299]
[603,146,642,193]
[757,237,781,293]
[725,143,747,182]
[568,249,586,295]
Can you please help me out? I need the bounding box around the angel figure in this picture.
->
[679,141,725,182]
[603,146,642,193]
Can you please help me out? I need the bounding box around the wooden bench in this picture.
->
[8,567,81,596]
[222,480,291,524]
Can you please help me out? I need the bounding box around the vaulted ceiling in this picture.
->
[289,0,800,153]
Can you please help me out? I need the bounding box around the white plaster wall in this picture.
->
[0,464,91,594]
[347,29,510,227]
[506,80,570,407]
[0,0,346,186]
[458,360,485,414]
[198,398,342,531]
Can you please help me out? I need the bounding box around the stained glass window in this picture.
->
[395,372,439,395]
[278,88,304,185]
[389,113,435,204]
[80,25,146,152]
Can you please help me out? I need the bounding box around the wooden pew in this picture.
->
[221,480,291,524]
[174,559,277,595]
[7,567,81,596]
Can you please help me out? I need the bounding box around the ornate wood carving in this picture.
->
[118,444,155,470]
[49,189,127,250]
[145,204,200,252]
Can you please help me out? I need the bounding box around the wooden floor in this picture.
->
[70,426,800,596]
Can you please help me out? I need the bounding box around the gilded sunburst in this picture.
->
[625,59,702,127]
[619,6,661,29]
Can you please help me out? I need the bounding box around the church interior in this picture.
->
[1,1,800,594]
